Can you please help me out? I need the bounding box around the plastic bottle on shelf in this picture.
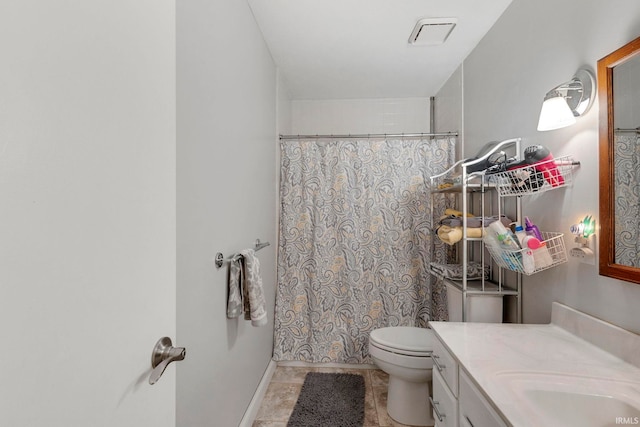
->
[521,246,536,274]
[488,221,520,251]
[524,217,543,240]
[486,221,523,270]
[513,224,528,248]
[523,235,553,269]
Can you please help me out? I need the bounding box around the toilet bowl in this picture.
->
[369,326,435,427]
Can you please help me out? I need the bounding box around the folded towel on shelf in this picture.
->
[444,208,475,218]
[226,255,244,319]
[240,249,268,327]
[437,225,485,245]
[430,262,490,280]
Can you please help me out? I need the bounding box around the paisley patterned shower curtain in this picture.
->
[614,132,640,267]
[273,136,455,363]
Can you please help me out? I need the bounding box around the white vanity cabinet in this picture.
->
[432,369,458,427]
[431,334,508,427]
[429,304,640,427]
[431,337,458,427]
[459,370,507,427]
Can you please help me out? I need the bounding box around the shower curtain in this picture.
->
[273,136,455,363]
[614,131,640,267]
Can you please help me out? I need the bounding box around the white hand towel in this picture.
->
[240,249,268,327]
[227,256,244,319]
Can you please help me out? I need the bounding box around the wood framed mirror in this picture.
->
[598,36,640,284]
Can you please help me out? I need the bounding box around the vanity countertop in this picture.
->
[429,303,640,427]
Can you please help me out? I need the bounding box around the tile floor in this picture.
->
[252,365,417,427]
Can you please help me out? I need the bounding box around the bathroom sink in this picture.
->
[494,372,640,426]
[523,389,639,426]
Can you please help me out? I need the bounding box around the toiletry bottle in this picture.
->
[488,221,520,250]
[524,217,543,240]
[485,233,520,271]
[486,221,522,270]
[525,235,554,269]
[520,236,536,274]
[513,224,528,248]
[533,244,554,268]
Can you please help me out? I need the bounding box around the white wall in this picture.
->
[278,72,293,136]
[0,1,176,425]
[437,0,640,332]
[176,0,280,425]
[291,98,430,135]
[435,65,464,157]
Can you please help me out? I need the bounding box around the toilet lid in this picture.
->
[369,326,433,354]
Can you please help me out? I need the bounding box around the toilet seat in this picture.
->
[369,326,433,357]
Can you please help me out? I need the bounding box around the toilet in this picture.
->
[369,326,435,427]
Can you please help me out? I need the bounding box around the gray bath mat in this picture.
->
[287,372,365,427]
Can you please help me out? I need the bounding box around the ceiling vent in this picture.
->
[408,17,457,46]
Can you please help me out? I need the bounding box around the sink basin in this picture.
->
[495,372,640,427]
[524,389,638,426]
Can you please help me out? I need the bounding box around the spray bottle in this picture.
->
[524,217,543,241]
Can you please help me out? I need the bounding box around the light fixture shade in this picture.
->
[536,68,596,132]
[537,93,577,131]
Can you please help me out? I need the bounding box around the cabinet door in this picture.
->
[433,337,459,396]
[432,369,458,427]
[459,370,507,427]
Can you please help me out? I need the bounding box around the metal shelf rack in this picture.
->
[430,138,523,323]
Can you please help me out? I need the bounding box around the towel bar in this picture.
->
[215,239,270,268]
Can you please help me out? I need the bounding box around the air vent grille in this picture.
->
[408,18,457,45]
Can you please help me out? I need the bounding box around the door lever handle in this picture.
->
[149,337,186,385]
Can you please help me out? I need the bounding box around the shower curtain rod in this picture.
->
[279,131,458,140]
[615,127,640,133]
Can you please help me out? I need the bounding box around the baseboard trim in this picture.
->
[238,359,278,427]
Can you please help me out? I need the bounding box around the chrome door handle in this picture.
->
[431,353,445,372]
[429,396,446,422]
[149,337,186,385]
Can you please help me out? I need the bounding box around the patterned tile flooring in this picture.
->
[252,365,416,427]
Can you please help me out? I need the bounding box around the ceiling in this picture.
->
[248,0,513,100]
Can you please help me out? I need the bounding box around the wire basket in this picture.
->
[487,156,578,197]
[484,232,567,275]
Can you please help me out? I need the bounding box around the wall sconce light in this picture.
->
[569,215,596,264]
[537,68,596,131]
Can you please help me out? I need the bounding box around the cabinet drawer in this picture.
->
[432,337,458,396]
[432,369,458,427]
[459,370,507,427]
